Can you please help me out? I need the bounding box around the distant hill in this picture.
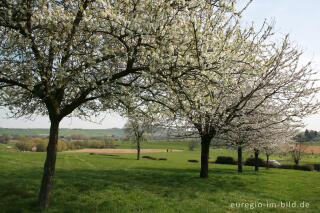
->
[0,128,125,137]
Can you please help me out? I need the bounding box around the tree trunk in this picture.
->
[200,135,212,178]
[137,139,141,160]
[38,119,60,209]
[254,149,259,172]
[266,154,270,169]
[238,146,242,173]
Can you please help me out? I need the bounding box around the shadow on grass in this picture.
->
[0,166,271,212]
[91,155,133,160]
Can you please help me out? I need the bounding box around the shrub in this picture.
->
[188,159,199,163]
[57,140,67,152]
[215,156,236,165]
[296,165,313,171]
[278,164,295,170]
[245,157,266,167]
[70,134,88,141]
[67,143,75,150]
[15,141,35,151]
[313,164,320,171]
[36,140,48,152]
[86,140,109,148]
[91,140,104,148]
[104,137,116,148]
[265,163,279,168]
[71,141,84,149]
[279,164,313,171]
[17,136,31,142]
[298,164,314,171]
[158,158,167,161]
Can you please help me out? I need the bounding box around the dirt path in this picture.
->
[64,148,184,154]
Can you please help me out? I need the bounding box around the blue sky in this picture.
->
[239,0,320,62]
[0,0,320,130]
[238,0,320,131]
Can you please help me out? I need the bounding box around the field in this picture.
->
[301,145,320,154]
[0,128,125,137]
[64,148,184,154]
[0,142,320,213]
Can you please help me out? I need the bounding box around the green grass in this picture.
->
[114,140,190,150]
[0,144,6,151]
[0,147,319,213]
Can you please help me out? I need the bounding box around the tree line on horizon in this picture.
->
[294,129,320,142]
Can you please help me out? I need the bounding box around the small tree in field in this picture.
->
[124,114,154,160]
[221,125,256,173]
[247,122,298,171]
[262,143,282,169]
[261,134,293,169]
[290,141,306,165]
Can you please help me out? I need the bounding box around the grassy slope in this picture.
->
[0,147,319,213]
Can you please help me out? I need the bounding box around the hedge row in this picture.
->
[214,156,319,172]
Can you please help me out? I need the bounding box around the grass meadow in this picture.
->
[0,142,319,213]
